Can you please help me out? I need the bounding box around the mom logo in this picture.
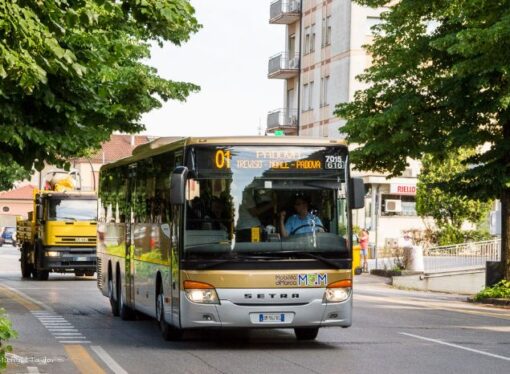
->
[297,273,327,287]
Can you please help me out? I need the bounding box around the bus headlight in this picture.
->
[323,280,352,303]
[184,280,219,304]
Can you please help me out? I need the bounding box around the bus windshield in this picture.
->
[184,145,348,259]
[47,198,97,221]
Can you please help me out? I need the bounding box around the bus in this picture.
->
[96,136,364,340]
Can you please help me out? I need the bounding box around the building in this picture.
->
[1,134,153,219]
[266,0,429,248]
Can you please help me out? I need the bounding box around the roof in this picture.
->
[0,184,35,200]
[72,134,153,163]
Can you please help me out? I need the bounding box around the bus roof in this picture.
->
[101,136,348,171]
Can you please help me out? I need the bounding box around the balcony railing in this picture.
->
[266,108,298,134]
[270,0,301,24]
[268,52,300,79]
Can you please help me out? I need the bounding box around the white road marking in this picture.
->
[1,285,53,311]
[400,332,510,362]
[58,340,91,344]
[90,346,128,374]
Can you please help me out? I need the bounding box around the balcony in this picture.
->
[268,52,300,79]
[266,108,298,135]
[269,0,301,24]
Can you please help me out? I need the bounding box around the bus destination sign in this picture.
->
[214,150,344,171]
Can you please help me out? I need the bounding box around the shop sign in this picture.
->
[390,183,417,195]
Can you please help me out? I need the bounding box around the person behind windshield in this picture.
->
[279,196,323,238]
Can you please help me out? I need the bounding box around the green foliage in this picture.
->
[0,0,201,189]
[474,280,510,301]
[335,0,510,201]
[416,150,493,230]
[436,225,491,246]
[335,0,510,279]
[0,309,17,371]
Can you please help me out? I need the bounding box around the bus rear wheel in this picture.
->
[108,278,119,316]
[294,327,319,340]
[157,291,182,341]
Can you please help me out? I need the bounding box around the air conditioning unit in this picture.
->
[385,199,402,213]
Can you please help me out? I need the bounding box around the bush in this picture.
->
[474,280,510,301]
[0,309,17,371]
[437,225,492,246]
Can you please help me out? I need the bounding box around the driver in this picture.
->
[279,196,323,238]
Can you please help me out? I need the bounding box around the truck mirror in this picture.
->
[350,177,365,210]
[36,203,44,221]
[170,166,188,205]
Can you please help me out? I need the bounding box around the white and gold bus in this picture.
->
[97,136,364,340]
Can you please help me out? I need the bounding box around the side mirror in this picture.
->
[170,166,188,205]
[36,203,44,221]
[350,177,365,209]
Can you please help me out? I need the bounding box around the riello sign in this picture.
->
[390,184,417,195]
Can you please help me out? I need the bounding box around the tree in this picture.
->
[416,150,492,244]
[335,0,510,279]
[0,0,200,188]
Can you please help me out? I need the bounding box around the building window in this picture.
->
[320,76,329,107]
[310,24,316,53]
[302,83,309,112]
[381,194,417,216]
[308,81,314,111]
[325,16,331,46]
[304,26,310,54]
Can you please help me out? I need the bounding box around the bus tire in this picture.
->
[157,291,182,341]
[108,278,119,316]
[118,279,135,321]
[294,327,319,340]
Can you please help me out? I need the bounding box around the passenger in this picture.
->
[279,196,323,238]
[236,188,272,241]
[359,228,369,273]
[208,198,228,231]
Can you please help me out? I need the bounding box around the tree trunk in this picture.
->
[502,188,510,281]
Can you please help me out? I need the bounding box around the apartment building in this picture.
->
[266,0,431,249]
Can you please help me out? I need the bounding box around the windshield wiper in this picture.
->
[267,251,342,269]
[189,253,285,270]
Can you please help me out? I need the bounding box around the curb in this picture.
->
[468,297,510,307]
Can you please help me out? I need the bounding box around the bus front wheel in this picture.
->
[294,327,319,340]
[157,291,182,341]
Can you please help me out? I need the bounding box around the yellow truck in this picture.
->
[17,188,97,280]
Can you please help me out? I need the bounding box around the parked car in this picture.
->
[0,227,16,247]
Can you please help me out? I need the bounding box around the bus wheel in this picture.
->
[294,327,319,340]
[118,281,135,321]
[108,278,119,317]
[157,291,182,341]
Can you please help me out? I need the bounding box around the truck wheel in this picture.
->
[20,249,33,279]
[75,271,85,277]
[294,327,319,340]
[85,271,95,277]
[35,270,49,281]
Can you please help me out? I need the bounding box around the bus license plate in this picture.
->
[259,313,285,323]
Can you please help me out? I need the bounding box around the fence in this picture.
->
[423,239,501,273]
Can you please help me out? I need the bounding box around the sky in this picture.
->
[141,0,285,137]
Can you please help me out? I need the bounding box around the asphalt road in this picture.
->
[1,244,509,374]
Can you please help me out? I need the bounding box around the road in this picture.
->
[1,244,509,374]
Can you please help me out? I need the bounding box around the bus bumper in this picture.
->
[179,289,352,329]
